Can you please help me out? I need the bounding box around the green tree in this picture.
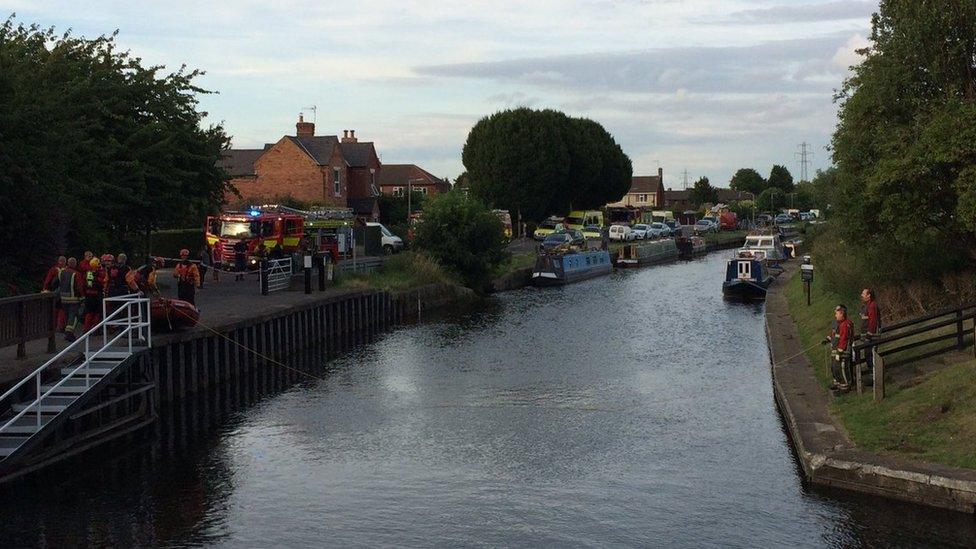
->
[378,191,426,226]
[689,177,717,207]
[830,0,976,281]
[767,165,795,193]
[0,17,230,292]
[729,168,766,195]
[413,191,507,290]
[462,108,631,223]
[757,187,782,213]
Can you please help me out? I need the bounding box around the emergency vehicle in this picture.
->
[206,205,354,268]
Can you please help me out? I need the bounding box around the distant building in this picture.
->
[218,116,381,221]
[377,164,451,197]
[664,187,750,212]
[608,168,665,208]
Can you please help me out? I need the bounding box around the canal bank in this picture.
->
[766,263,976,513]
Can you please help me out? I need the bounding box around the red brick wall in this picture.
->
[232,138,347,206]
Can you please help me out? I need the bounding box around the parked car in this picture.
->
[631,224,651,240]
[366,222,404,254]
[533,219,564,241]
[774,213,792,225]
[565,228,586,248]
[540,232,573,250]
[609,224,635,241]
[582,225,602,239]
[693,219,718,234]
[756,214,773,226]
[665,220,682,236]
[799,212,814,222]
[650,222,670,238]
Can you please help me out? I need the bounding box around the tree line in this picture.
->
[0,17,231,294]
[816,0,976,295]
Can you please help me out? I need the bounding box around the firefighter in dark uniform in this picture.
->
[822,304,855,391]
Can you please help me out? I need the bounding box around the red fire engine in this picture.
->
[206,205,353,268]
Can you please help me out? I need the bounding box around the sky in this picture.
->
[3,0,876,189]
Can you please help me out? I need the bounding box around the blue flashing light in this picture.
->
[249,209,261,217]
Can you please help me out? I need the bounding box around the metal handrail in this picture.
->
[0,294,151,436]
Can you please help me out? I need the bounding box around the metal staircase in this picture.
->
[0,294,151,468]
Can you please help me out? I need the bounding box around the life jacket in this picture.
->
[58,269,80,303]
[85,269,103,297]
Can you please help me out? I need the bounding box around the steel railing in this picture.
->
[0,293,151,437]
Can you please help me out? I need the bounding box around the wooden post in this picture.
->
[957,310,964,349]
[16,300,26,359]
[873,348,885,402]
[855,348,863,395]
[46,297,56,353]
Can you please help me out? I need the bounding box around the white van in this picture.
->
[609,224,635,241]
[366,222,404,254]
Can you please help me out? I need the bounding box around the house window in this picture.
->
[333,168,341,196]
[418,187,428,195]
[392,186,404,197]
[638,194,647,202]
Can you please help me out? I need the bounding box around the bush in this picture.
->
[150,228,205,260]
[413,192,507,290]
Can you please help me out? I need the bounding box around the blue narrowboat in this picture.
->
[722,255,774,299]
[532,250,612,286]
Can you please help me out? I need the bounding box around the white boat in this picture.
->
[737,232,788,262]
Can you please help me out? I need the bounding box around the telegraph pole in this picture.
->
[682,169,689,189]
[795,142,813,182]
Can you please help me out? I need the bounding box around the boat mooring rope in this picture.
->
[770,340,825,368]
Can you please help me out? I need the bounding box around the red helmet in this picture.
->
[101,254,115,262]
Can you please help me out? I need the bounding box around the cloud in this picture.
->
[415,33,862,95]
[723,1,877,25]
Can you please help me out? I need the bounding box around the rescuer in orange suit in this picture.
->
[126,256,159,294]
[174,249,201,305]
[42,256,67,330]
[82,257,106,332]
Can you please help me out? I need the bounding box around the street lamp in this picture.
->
[407,178,424,225]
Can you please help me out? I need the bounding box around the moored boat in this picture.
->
[151,297,200,330]
[737,230,788,262]
[614,239,679,268]
[722,254,774,299]
[532,249,612,286]
[676,235,706,259]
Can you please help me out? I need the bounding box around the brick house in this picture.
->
[219,117,381,220]
[377,164,451,197]
[607,168,665,208]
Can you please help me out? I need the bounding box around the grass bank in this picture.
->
[337,252,458,292]
[490,251,535,280]
[784,270,976,469]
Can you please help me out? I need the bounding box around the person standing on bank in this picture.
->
[174,249,201,305]
[822,304,855,391]
[198,244,211,289]
[233,240,247,281]
[859,288,881,369]
[59,257,85,341]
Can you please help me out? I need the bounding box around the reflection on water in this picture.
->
[0,253,973,548]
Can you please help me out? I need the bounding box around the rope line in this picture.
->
[169,304,328,383]
[771,340,825,367]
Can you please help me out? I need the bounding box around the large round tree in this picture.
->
[462,108,631,222]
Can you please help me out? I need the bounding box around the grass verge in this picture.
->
[336,251,457,292]
[784,270,976,469]
[490,251,536,280]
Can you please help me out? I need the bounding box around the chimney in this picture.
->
[343,130,349,139]
[296,114,315,138]
[342,129,358,143]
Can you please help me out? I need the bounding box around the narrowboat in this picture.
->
[676,235,706,259]
[738,231,788,262]
[614,239,679,268]
[722,254,775,299]
[532,250,612,286]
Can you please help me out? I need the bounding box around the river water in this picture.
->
[1,253,974,547]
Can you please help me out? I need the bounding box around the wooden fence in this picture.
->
[852,302,976,401]
[0,293,56,359]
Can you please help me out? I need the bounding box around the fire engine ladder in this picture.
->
[0,294,151,468]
